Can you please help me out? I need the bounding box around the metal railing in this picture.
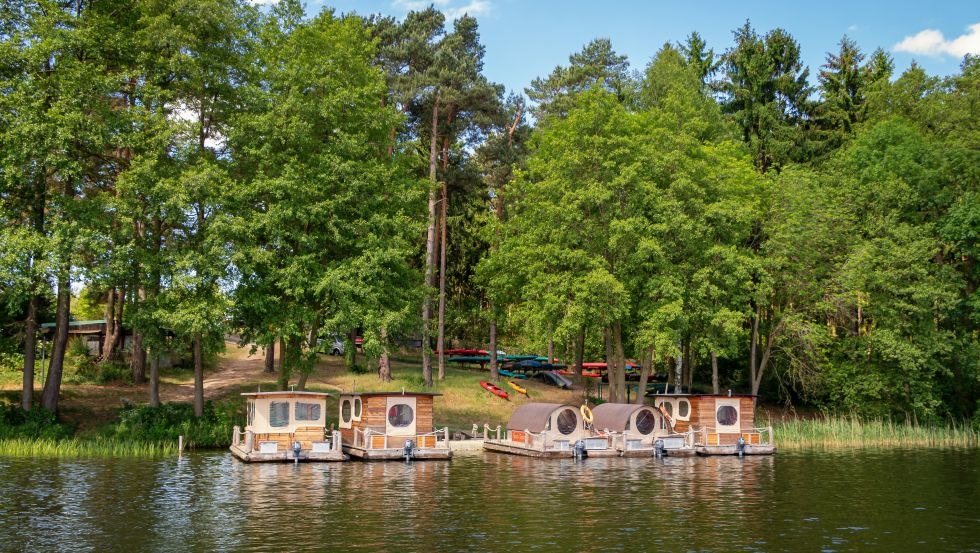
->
[693,425,774,446]
[354,426,450,449]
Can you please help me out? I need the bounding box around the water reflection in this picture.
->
[0,449,976,551]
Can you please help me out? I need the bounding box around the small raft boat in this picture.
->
[480,381,509,400]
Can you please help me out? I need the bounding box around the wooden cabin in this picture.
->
[650,393,775,455]
[484,403,605,458]
[229,391,345,462]
[338,391,451,461]
[590,403,694,456]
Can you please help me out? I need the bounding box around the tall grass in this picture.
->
[0,436,177,458]
[773,417,980,449]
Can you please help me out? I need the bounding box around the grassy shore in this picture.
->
[772,417,980,450]
[0,437,177,458]
[3,345,977,457]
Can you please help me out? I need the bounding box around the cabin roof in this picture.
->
[652,393,756,399]
[507,403,573,432]
[592,403,653,431]
[240,391,332,399]
[340,391,442,398]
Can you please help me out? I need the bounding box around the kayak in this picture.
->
[480,381,509,400]
[507,380,528,396]
[498,369,527,379]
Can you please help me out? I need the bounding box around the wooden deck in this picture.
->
[343,445,452,461]
[228,444,347,463]
[696,444,776,456]
[483,440,573,458]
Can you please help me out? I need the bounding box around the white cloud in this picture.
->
[893,23,980,58]
[847,24,859,33]
[392,0,491,20]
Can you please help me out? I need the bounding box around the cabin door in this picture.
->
[385,396,417,436]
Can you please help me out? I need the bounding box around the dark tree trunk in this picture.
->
[575,325,585,376]
[149,352,160,407]
[378,327,391,383]
[711,351,720,394]
[101,287,116,361]
[278,338,291,390]
[488,319,498,381]
[193,333,204,417]
[132,330,146,384]
[264,340,276,373]
[609,321,626,403]
[41,270,70,412]
[636,347,655,404]
[22,295,38,411]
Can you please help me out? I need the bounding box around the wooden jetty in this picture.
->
[230,391,346,463]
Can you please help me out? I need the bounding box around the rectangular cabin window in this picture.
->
[295,402,321,422]
[269,401,290,428]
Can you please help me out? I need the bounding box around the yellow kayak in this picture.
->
[507,380,528,396]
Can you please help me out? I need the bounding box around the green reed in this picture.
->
[773,417,980,449]
[0,436,178,458]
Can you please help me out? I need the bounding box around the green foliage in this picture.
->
[0,405,72,440]
[110,400,241,449]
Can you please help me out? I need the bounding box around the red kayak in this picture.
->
[480,381,509,400]
[441,348,488,356]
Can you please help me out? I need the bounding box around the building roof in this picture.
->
[592,403,657,431]
[340,391,442,398]
[507,403,574,432]
[651,393,756,399]
[240,391,332,399]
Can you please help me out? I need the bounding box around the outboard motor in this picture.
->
[573,439,587,460]
[292,440,302,464]
[403,439,415,462]
[736,435,746,457]
[654,439,666,458]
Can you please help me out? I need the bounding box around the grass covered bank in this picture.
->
[773,417,980,450]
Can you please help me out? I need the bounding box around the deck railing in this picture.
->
[231,426,342,453]
[354,427,450,449]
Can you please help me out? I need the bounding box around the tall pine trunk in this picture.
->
[101,287,116,361]
[711,351,719,394]
[575,326,585,376]
[488,319,498,381]
[422,95,439,388]
[193,333,204,417]
[41,269,70,412]
[437,180,448,380]
[149,352,160,407]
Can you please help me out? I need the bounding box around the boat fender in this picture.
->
[580,405,594,425]
[736,435,745,457]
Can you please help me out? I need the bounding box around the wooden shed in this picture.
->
[229,391,345,462]
[338,391,451,461]
[484,403,602,458]
[649,393,775,455]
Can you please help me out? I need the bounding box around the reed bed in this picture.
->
[773,417,980,450]
[0,437,178,459]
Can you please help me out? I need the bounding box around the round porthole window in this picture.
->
[716,405,738,426]
[556,408,578,435]
[635,409,656,435]
[353,397,362,418]
[341,399,352,423]
[388,404,414,427]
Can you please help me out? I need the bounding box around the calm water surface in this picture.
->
[0,448,977,552]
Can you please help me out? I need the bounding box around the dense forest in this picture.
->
[1,1,977,423]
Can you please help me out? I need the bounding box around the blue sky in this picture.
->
[296,0,979,97]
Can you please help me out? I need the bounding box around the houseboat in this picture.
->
[590,402,695,457]
[649,393,775,455]
[484,403,613,458]
[338,391,451,461]
[230,391,346,463]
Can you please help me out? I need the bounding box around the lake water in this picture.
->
[0,448,977,552]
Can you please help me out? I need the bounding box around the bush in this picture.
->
[0,405,73,440]
[110,400,243,448]
[0,352,25,373]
